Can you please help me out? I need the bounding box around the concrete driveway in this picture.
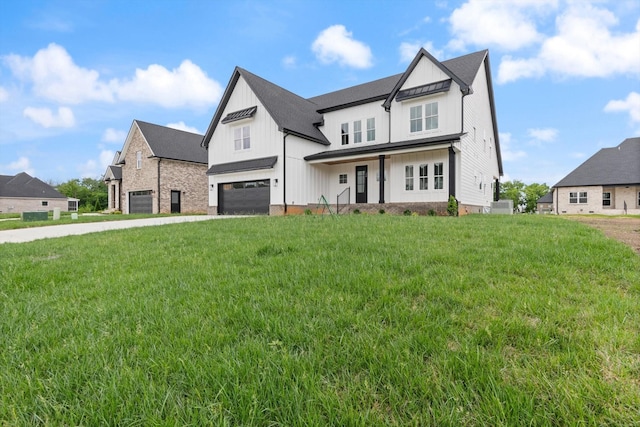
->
[0,215,243,244]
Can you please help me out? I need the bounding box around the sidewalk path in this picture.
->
[0,215,241,244]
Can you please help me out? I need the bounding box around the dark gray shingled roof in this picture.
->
[305,133,463,161]
[202,49,501,176]
[206,156,278,175]
[135,120,207,164]
[105,165,122,180]
[0,172,66,199]
[537,191,553,203]
[554,137,640,187]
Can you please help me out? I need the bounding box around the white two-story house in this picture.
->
[201,48,503,215]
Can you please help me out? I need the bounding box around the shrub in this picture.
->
[379,209,385,215]
[447,196,458,216]
[403,209,412,216]
[353,209,361,215]
[304,209,312,215]
[428,209,436,216]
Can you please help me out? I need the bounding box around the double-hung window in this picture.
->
[419,164,428,190]
[434,162,444,189]
[405,165,414,191]
[602,192,611,206]
[136,151,142,169]
[353,120,362,143]
[234,126,250,150]
[341,123,349,145]
[366,118,375,141]
[425,102,438,130]
[569,192,587,204]
[410,102,439,133]
[410,106,422,133]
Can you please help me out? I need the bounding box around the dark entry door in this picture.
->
[171,190,181,213]
[355,165,367,203]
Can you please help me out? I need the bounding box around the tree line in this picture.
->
[56,178,108,212]
[499,180,550,213]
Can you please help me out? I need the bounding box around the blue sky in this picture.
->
[1,0,638,186]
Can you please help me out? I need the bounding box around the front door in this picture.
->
[356,165,367,203]
[171,190,181,213]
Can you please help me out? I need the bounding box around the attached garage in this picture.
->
[129,190,153,214]
[218,180,270,215]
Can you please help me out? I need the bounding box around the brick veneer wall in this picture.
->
[158,159,207,214]
[0,197,68,213]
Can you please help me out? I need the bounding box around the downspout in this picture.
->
[283,132,289,214]
[157,158,161,214]
[450,90,470,201]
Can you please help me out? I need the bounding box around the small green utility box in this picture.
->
[22,211,48,221]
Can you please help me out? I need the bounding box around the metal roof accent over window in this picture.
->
[221,106,258,124]
[207,156,278,175]
[395,79,452,102]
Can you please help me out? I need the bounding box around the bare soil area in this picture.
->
[567,216,640,255]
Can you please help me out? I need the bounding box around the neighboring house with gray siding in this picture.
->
[0,172,78,213]
[202,48,503,215]
[552,137,640,215]
[104,120,208,214]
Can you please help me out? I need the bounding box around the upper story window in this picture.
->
[136,151,142,169]
[434,163,444,189]
[419,164,428,190]
[410,102,439,133]
[234,126,250,151]
[354,120,362,143]
[405,165,414,191]
[366,118,375,142]
[341,123,349,145]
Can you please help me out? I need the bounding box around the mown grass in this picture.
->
[1,215,639,426]
[0,213,181,231]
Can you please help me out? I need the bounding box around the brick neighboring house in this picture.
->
[0,172,78,213]
[552,137,640,215]
[104,120,208,214]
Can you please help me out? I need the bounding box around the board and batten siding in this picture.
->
[207,76,283,209]
[389,150,449,203]
[458,60,500,210]
[319,101,389,151]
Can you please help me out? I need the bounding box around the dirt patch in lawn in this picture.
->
[567,216,640,255]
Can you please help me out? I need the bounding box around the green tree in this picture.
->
[499,180,526,212]
[57,178,107,212]
[524,182,550,213]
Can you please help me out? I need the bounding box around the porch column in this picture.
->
[448,147,456,199]
[379,155,385,203]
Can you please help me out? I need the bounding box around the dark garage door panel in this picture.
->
[219,180,270,215]
[129,190,152,214]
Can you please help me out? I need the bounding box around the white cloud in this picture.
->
[99,150,115,172]
[312,25,373,69]
[5,43,113,104]
[449,0,554,51]
[0,87,8,102]
[527,128,558,143]
[282,55,297,68]
[399,41,443,63]
[102,128,127,143]
[604,91,640,123]
[166,121,200,134]
[3,43,223,109]
[498,4,640,83]
[115,60,223,108]
[23,106,75,128]
[78,159,99,178]
[499,132,527,161]
[4,156,35,175]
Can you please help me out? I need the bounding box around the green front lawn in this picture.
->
[1,215,638,425]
